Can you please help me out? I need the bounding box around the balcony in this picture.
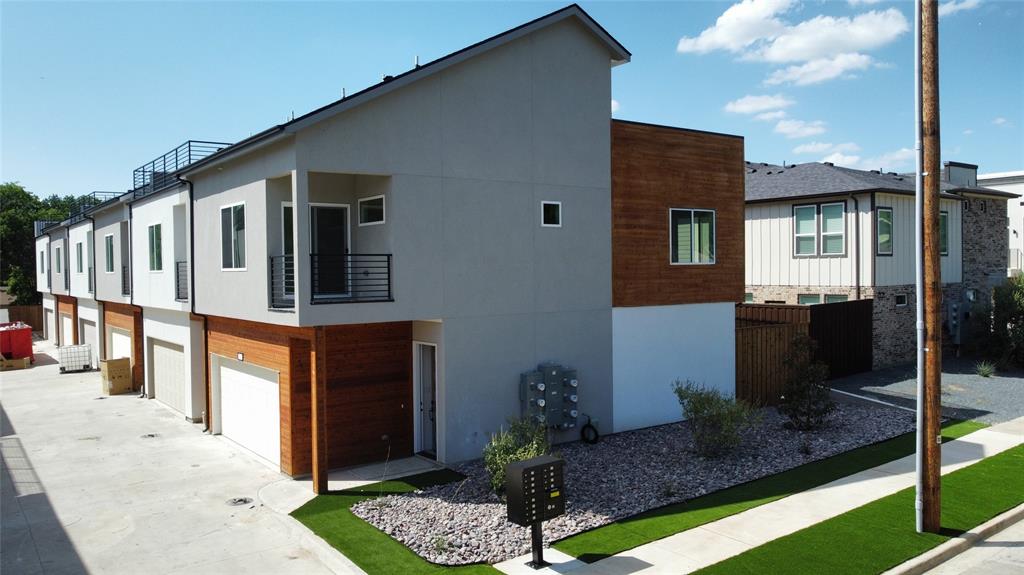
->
[121,265,131,296]
[310,254,393,304]
[175,261,188,301]
[132,140,231,199]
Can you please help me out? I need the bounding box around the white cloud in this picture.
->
[848,0,885,4]
[822,147,916,171]
[678,1,908,85]
[822,152,863,167]
[724,93,795,114]
[939,0,981,18]
[963,128,974,135]
[993,116,1008,126]
[774,119,827,139]
[793,141,861,154]
[611,99,620,113]
[765,53,873,85]
[756,110,788,121]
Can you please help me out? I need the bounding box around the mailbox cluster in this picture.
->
[520,363,579,429]
[505,455,566,527]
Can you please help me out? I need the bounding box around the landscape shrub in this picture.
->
[672,380,757,458]
[964,277,1024,366]
[777,334,836,430]
[975,359,997,378]
[483,417,548,495]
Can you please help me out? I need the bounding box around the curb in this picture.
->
[882,502,1024,575]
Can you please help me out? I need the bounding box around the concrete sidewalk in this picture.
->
[923,514,1024,574]
[495,417,1024,575]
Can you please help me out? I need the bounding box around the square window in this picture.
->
[794,206,817,256]
[895,294,909,307]
[670,208,715,264]
[542,201,561,227]
[744,293,754,303]
[798,294,821,305]
[820,202,845,255]
[825,294,848,304]
[358,196,385,226]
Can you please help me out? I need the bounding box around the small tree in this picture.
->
[483,417,549,495]
[777,334,835,430]
[992,277,1024,366]
[672,380,757,458]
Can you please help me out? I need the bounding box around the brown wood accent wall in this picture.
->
[611,120,745,307]
[205,316,313,476]
[103,301,144,390]
[56,295,78,345]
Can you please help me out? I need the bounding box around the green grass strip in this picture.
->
[291,469,500,574]
[696,443,1024,574]
[554,419,986,562]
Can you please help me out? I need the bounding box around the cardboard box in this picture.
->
[0,357,30,371]
[100,358,133,395]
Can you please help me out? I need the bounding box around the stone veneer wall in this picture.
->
[961,195,1009,297]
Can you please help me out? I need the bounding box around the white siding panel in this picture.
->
[874,193,962,286]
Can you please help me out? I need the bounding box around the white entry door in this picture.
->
[151,340,187,415]
[60,314,73,346]
[80,319,99,366]
[109,328,132,360]
[218,360,280,467]
[45,309,55,343]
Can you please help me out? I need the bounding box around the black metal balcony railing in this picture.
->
[88,267,94,293]
[269,255,295,309]
[121,265,131,296]
[132,141,231,198]
[175,261,188,301]
[310,254,392,304]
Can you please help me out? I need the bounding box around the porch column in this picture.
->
[311,326,328,494]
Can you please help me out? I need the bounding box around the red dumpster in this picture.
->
[0,322,34,364]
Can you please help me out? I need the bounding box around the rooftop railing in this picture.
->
[132,140,231,198]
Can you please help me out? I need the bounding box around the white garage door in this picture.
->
[219,360,280,467]
[80,320,99,367]
[60,314,73,346]
[45,309,56,343]
[109,328,132,360]
[151,340,187,415]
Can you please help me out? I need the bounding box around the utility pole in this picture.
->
[918,0,942,534]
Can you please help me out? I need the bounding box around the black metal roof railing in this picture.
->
[132,140,231,199]
[34,220,61,235]
[67,191,121,225]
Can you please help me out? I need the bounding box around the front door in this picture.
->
[310,205,349,298]
[418,344,437,457]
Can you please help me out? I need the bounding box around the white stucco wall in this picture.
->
[142,308,206,421]
[35,236,49,293]
[131,188,190,312]
[68,220,93,299]
[611,303,736,433]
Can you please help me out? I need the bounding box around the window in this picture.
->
[541,201,562,227]
[39,251,44,274]
[148,224,162,271]
[282,204,293,255]
[825,294,848,304]
[670,209,715,264]
[877,207,893,255]
[56,246,62,273]
[76,242,83,273]
[794,205,817,256]
[221,204,246,270]
[86,231,93,270]
[895,294,908,307]
[765,300,785,305]
[798,294,821,305]
[965,289,977,303]
[744,293,754,303]
[939,211,949,256]
[358,195,385,226]
[104,235,114,273]
[820,203,845,255]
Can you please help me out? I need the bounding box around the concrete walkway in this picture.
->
[0,341,358,575]
[923,515,1024,574]
[496,417,1024,575]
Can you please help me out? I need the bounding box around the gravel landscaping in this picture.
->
[351,403,915,565]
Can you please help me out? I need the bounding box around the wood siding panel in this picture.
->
[611,121,745,307]
[102,301,143,389]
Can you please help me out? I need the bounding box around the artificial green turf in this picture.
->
[291,469,500,574]
[696,443,1024,574]
[553,419,987,562]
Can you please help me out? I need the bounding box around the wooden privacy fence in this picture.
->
[735,299,874,405]
[2,305,43,330]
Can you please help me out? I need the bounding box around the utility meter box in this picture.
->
[505,455,565,527]
[520,363,579,429]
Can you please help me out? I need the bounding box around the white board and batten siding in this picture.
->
[874,193,962,286]
[745,194,873,288]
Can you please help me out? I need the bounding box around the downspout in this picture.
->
[849,194,861,300]
[179,175,211,434]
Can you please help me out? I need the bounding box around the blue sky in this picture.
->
[2,1,1021,198]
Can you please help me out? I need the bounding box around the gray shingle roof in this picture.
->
[745,161,1015,202]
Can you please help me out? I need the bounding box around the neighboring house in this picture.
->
[744,160,1016,368]
[977,171,1024,276]
[31,5,744,492]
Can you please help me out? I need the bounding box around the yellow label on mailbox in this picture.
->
[550,490,560,498]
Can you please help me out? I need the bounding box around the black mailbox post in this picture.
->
[505,455,565,569]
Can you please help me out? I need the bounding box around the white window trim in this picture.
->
[541,201,562,228]
[876,207,894,256]
[793,205,818,257]
[148,222,163,272]
[895,294,909,307]
[669,207,717,266]
[104,234,115,274]
[220,201,247,272]
[357,195,386,227]
[819,201,847,256]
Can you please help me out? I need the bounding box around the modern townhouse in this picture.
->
[744,160,1016,368]
[977,170,1024,276]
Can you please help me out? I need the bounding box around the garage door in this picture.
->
[109,328,132,360]
[60,314,73,346]
[80,319,99,367]
[218,359,280,467]
[45,309,55,343]
[151,340,187,415]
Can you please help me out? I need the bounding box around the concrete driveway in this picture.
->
[1,341,356,575]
